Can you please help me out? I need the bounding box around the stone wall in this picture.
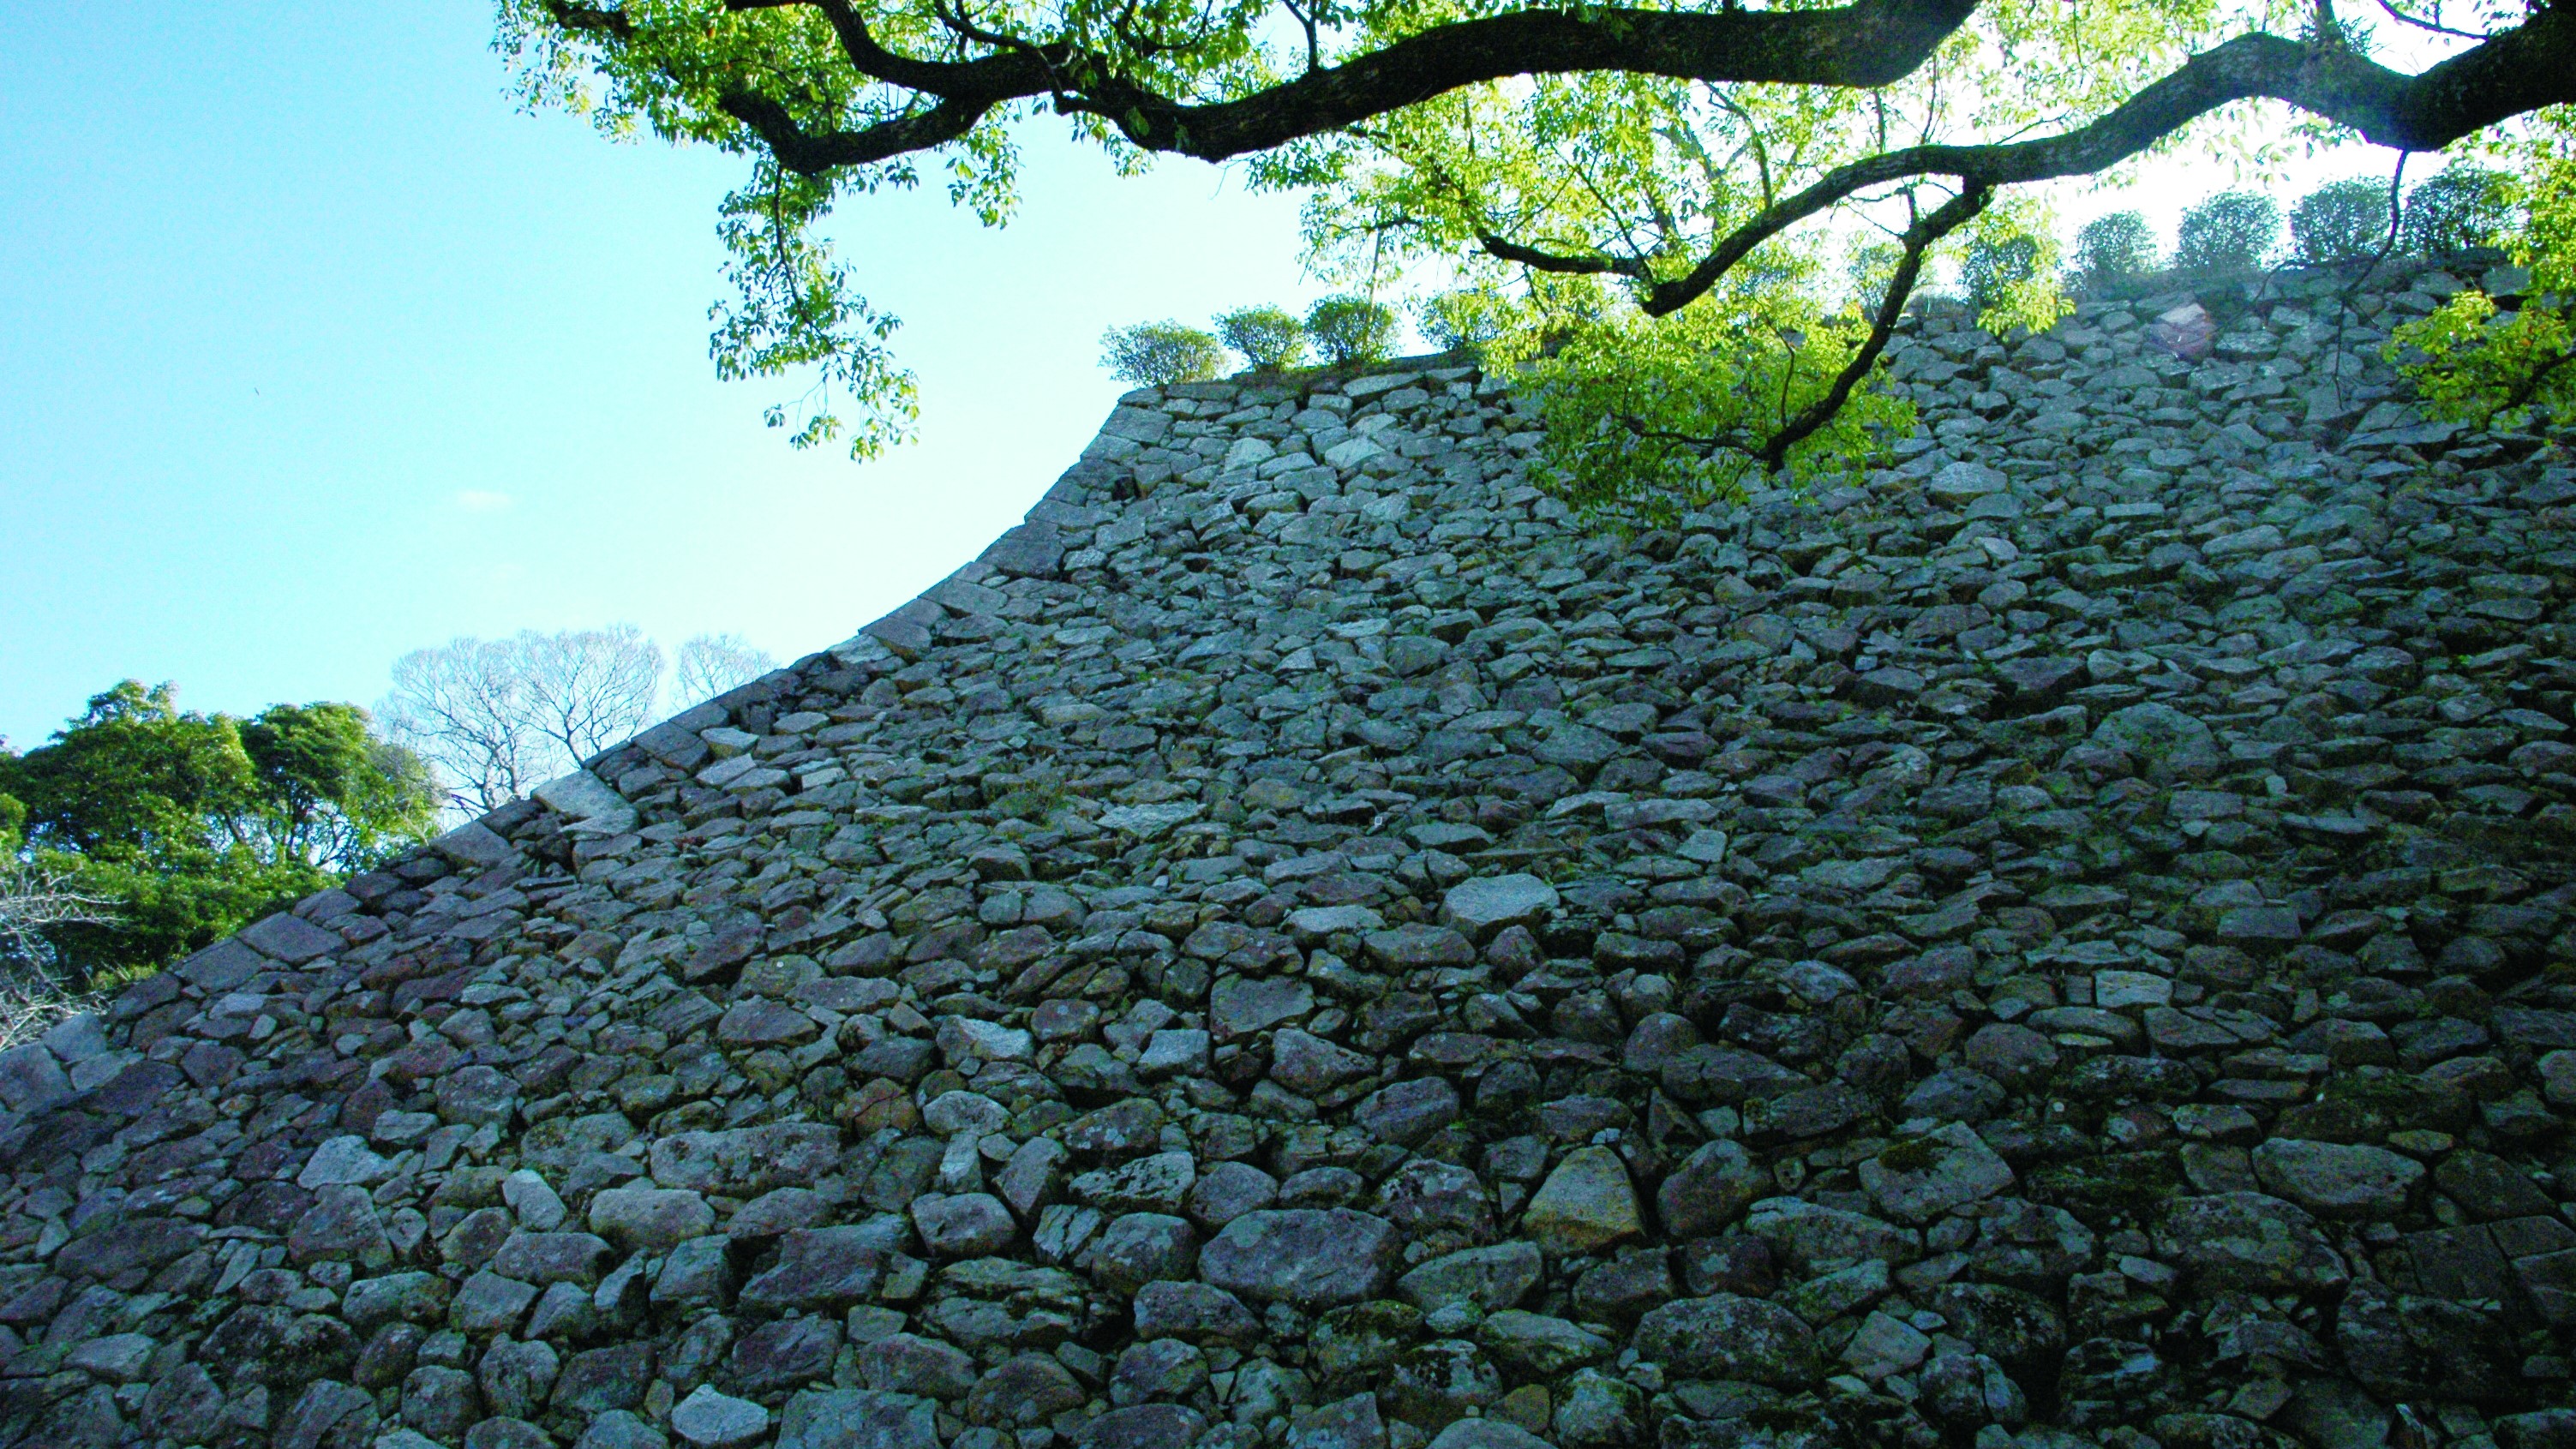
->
[3,258,2575,1449]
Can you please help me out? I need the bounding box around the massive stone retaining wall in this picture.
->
[4,259,2576,1449]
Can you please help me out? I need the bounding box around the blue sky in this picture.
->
[0,3,1324,747]
[1,5,2441,750]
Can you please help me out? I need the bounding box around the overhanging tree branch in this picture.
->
[1760,184,1988,468]
[1644,9,2576,314]
[1477,233,1656,281]
[532,0,2576,470]
[668,0,1986,167]
[565,0,2576,295]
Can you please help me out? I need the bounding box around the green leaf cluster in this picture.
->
[1216,306,1310,371]
[2071,212,2158,289]
[1501,285,1914,528]
[2175,190,2280,274]
[1100,320,1227,385]
[2392,117,2576,431]
[715,165,920,458]
[2290,177,2395,266]
[0,683,437,982]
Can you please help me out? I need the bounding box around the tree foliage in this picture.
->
[494,0,2576,501]
[2290,176,2396,265]
[1960,234,2040,314]
[2071,211,2158,289]
[1215,306,1309,371]
[2403,159,2520,256]
[0,683,435,980]
[1417,289,1512,354]
[2175,189,2281,273]
[1305,296,1399,365]
[1100,320,1225,385]
[2393,115,2576,428]
[1956,199,2070,333]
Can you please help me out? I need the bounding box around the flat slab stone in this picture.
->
[1441,873,1559,939]
[1199,1209,1399,1308]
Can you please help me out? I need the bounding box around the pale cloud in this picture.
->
[454,489,514,513]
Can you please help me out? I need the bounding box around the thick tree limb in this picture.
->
[680,0,2575,314]
[575,0,2573,248]
[544,1,635,37]
[720,89,999,171]
[1477,233,1655,281]
[676,0,1983,167]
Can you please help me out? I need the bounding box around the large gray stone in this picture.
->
[1441,874,1559,939]
[1633,1294,1822,1386]
[2251,1139,2424,1218]
[776,1388,941,1449]
[1522,1146,1642,1254]
[1199,1209,1399,1308]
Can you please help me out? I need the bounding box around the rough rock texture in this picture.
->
[6,260,2576,1449]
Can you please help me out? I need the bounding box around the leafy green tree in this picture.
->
[2175,191,2281,273]
[1305,296,1400,365]
[237,704,441,871]
[1960,234,2037,314]
[2291,177,2394,266]
[2393,119,2575,429]
[2071,212,2157,288]
[0,683,436,980]
[1100,321,1225,386]
[2404,161,2520,257]
[1417,289,1511,354]
[494,0,2576,500]
[1215,306,1309,371]
[1842,242,1902,313]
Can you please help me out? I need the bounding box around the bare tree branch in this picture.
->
[519,626,665,765]
[0,859,117,973]
[379,626,666,815]
[676,634,782,705]
[2371,0,2498,41]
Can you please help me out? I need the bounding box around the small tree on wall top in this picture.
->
[1216,307,1309,372]
[1305,296,1400,366]
[2291,177,2397,266]
[2070,212,2158,290]
[2175,190,2282,274]
[1100,322,1226,386]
